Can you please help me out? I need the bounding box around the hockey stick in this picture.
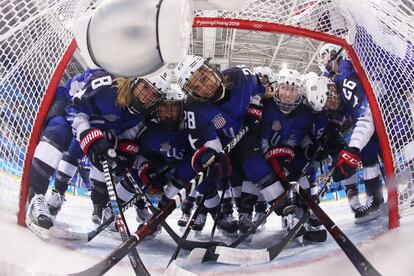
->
[70,125,249,276]
[296,176,381,275]
[187,166,333,266]
[167,193,207,267]
[209,180,228,241]
[102,157,150,276]
[187,147,325,264]
[125,171,226,250]
[49,193,140,244]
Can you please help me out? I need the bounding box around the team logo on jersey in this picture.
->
[272,120,281,131]
[212,114,227,129]
[160,142,171,152]
[103,114,119,122]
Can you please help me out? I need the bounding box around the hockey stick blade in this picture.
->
[164,260,197,276]
[49,194,140,244]
[126,171,227,251]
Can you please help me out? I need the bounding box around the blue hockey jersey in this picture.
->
[67,70,145,139]
[261,99,311,151]
[184,66,265,151]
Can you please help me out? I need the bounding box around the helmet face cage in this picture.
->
[317,44,343,73]
[324,84,341,111]
[156,100,183,130]
[129,78,164,114]
[273,83,303,114]
[183,64,223,102]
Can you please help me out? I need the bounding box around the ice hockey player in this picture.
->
[305,73,384,223]
[115,83,212,237]
[62,70,169,231]
[260,68,325,241]
[176,55,276,239]
[25,68,99,235]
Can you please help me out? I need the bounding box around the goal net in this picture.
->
[0,0,413,229]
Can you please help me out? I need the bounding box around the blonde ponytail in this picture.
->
[114,77,133,108]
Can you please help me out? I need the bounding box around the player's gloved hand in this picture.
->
[304,143,329,162]
[265,146,295,182]
[191,147,232,182]
[138,162,168,193]
[80,128,117,171]
[114,139,139,176]
[332,147,361,182]
[244,104,263,132]
[320,123,347,154]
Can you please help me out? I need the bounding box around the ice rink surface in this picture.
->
[1,192,414,276]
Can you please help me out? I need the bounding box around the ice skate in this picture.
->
[135,205,152,224]
[217,213,238,237]
[91,204,103,225]
[46,190,65,218]
[192,213,207,238]
[178,213,190,231]
[26,193,54,240]
[354,196,381,224]
[238,213,254,242]
[253,211,267,232]
[304,212,327,242]
[345,184,362,213]
[281,205,306,241]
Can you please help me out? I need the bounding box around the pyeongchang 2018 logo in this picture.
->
[196,20,240,27]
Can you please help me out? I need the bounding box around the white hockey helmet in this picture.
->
[317,43,347,73]
[128,70,171,114]
[305,75,337,112]
[301,71,319,86]
[146,69,172,92]
[163,83,187,101]
[253,66,275,85]
[175,55,223,102]
[157,83,186,130]
[176,55,207,89]
[73,0,193,77]
[273,68,303,114]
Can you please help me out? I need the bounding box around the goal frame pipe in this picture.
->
[192,17,398,229]
[17,39,78,226]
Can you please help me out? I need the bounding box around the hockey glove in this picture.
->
[138,162,168,193]
[80,128,117,171]
[304,143,329,162]
[333,147,361,182]
[265,146,295,182]
[320,123,347,155]
[191,147,232,182]
[243,104,263,132]
[114,139,140,176]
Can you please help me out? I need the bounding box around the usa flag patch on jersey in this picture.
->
[212,114,227,129]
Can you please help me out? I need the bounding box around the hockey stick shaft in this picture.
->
[102,159,150,276]
[71,125,249,276]
[297,180,381,275]
[167,193,207,266]
[126,171,227,250]
[209,181,228,241]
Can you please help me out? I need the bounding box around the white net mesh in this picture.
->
[0,0,95,215]
[0,0,413,224]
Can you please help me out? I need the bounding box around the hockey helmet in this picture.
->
[305,75,340,112]
[175,55,224,102]
[273,68,303,114]
[128,70,171,114]
[157,84,187,130]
